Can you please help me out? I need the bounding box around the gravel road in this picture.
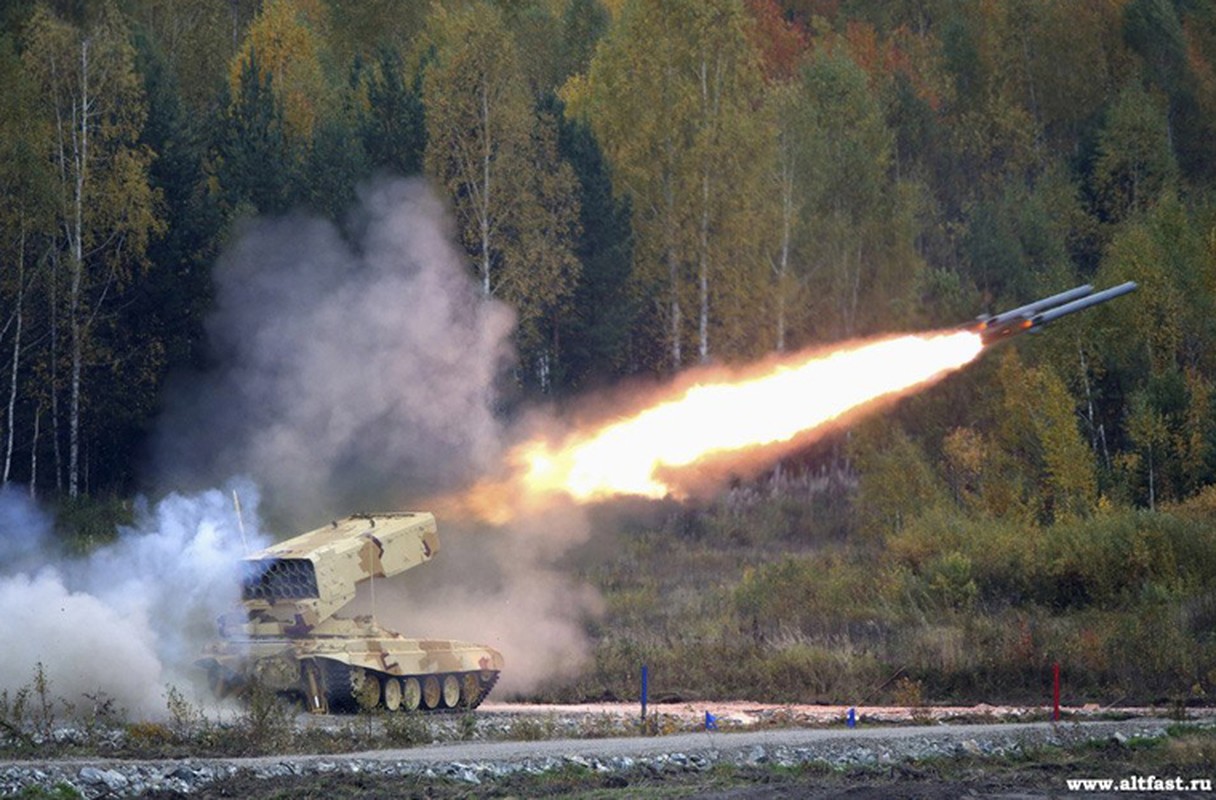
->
[0,714,1194,798]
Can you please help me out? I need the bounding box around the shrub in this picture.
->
[508,715,555,741]
[383,711,431,746]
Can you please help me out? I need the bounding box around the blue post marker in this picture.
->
[847,707,856,728]
[705,711,718,731]
[641,665,649,725]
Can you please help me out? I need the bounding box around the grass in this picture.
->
[32,469,1216,715]
[12,786,82,800]
[4,652,1214,799]
[0,667,677,759]
[505,713,557,741]
[545,489,1216,709]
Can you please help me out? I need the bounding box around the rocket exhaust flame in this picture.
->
[443,331,984,522]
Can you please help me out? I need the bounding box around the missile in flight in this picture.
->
[972,281,1138,345]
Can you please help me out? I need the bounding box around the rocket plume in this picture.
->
[448,331,984,522]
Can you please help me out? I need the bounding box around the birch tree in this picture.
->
[796,49,895,340]
[570,0,694,368]
[767,81,805,353]
[229,0,333,148]
[0,34,53,486]
[573,0,771,368]
[423,2,580,384]
[23,2,161,497]
[687,2,771,363]
[748,2,809,353]
[1093,81,1178,222]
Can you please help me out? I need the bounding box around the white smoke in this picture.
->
[0,480,265,718]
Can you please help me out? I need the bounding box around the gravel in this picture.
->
[0,716,1198,798]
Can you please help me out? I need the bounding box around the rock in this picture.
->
[447,763,480,784]
[102,769,129,792]
[959,739,983,757]
[744,745,768,765]
[77,763,129,787]
[79,767,106,785]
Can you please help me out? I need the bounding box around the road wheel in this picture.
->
[441,674,461,708]
[401,677,422,712]
[422,675,442,710]
[383,677,403,712]
[460,673,481,708]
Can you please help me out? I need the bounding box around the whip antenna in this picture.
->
[232,490,249,554]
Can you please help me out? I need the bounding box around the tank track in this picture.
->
[468,670,499,711]
[316,659,499,714]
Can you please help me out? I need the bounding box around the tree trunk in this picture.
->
[668,244,681,369]
[1077,339,1111,469]
[698,168,709,364]
[1147,445,1155,512]
[3,228,25,485]
[50,255,62,494]
[697,56,711,365]
[775,150,793,353]
[30,406,40,500]
[69,257,82,498]
[480,83,492,298]
[68,37,90,498]
[664,170,681,369]
[848,239,862,337]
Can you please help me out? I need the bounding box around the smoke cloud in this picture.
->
[0,480,266,718]
[146,177,598,699]
[154,178,516,523]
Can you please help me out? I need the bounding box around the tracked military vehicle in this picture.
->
[199,512,503,713]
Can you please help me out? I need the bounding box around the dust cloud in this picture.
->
[351,504,603,697]
[0,480,265,718]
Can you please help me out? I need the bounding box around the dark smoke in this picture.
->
[153,178,516,525]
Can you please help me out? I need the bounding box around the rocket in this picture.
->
[972,282,1138,345]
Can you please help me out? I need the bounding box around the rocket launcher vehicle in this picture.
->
[972,281,1138,345]
[200,512,503,714]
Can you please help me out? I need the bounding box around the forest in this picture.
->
[0,0,1213,506]
[2,0,1216,702]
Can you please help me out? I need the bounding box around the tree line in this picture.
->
[1,0,1214,515]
